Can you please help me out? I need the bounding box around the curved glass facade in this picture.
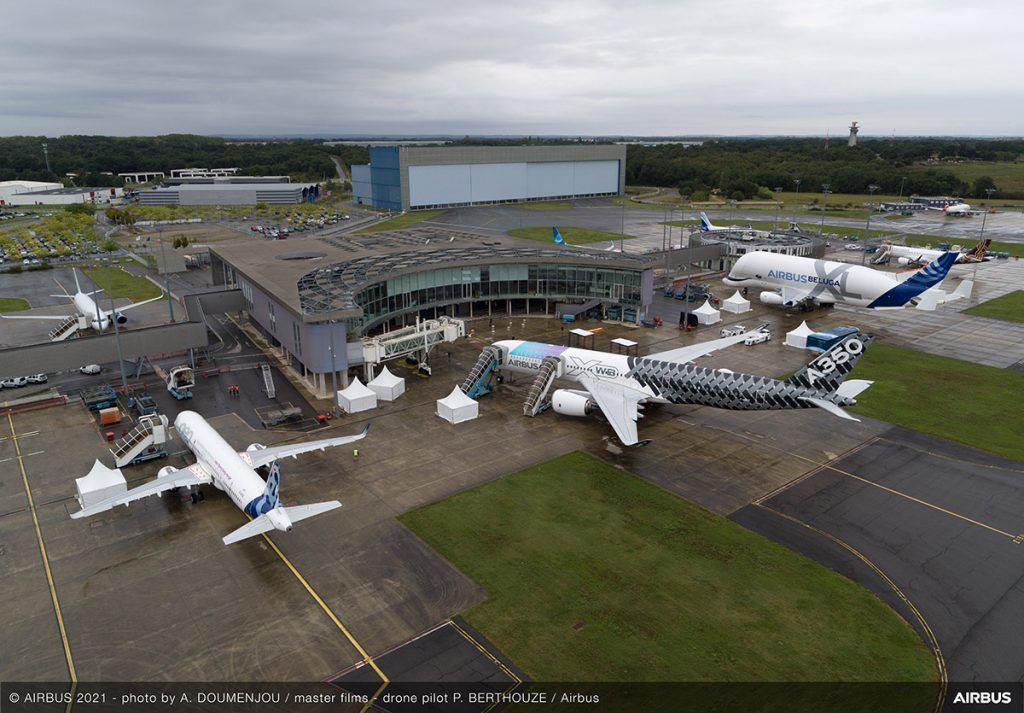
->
[353,263,644,332]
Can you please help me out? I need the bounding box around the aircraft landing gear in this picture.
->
[190,490,206,504]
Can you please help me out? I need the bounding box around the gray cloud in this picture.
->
[1,0,1021,136]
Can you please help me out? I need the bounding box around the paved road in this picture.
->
[733,428,1024,682]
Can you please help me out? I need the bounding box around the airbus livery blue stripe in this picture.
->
[867,251,958,308]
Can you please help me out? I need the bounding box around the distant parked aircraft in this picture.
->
[0,268,163,338]
[875,239,991,267]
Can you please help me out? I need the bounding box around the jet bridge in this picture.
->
[360,316,465,381]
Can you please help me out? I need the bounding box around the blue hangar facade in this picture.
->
[351,144,627,212]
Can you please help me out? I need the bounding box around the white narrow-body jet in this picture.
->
[71,410,368,545]
[0,267,164,335]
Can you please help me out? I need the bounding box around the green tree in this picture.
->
[972,175,997,199]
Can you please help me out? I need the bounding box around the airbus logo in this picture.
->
[767,269,841,287]
[952,691,1012,704]
[566,357,619,379]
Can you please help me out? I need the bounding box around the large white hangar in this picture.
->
[352,144,626,211]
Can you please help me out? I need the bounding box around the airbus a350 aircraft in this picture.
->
[71,411,368,545]
[723,250,971,310]
[491,330,873,446]
[0,267,163,336]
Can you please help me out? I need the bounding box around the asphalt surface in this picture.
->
[732,427,1024,682]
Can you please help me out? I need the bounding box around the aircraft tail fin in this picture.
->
[964,238,991,260]
[699,211,713,232]
[786,334,872,393]
[242,463,282,517]
[73,268,82,294]
[553,227,567,245]
[867,251,959,308]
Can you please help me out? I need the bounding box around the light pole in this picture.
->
[820,184,831,235]
[158,236,175,322]
[774,186,783,231]
[861,185,879,266]
[620,202,625,252]
[104,274,130,399]
[793,178,801,222]
[898,176,907,201]
[328,323,339,417]
[975,188,997,283]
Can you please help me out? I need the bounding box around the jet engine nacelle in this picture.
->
[551,389,597,417]
[759,291,784,306]
[896,257,913,266]
[115,312,128,324]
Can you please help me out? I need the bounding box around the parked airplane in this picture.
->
[942,203,973,217]
[70,411,369,545]
[723,250,970,310]
[0,268,163,335]
[553,226,619,251]
[491,331,872,447]
[875,239,991,267]
[699,212,770,237]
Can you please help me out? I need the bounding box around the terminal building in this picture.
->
[352,145,626,212]
[209,227,652,397]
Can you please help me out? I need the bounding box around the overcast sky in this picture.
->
[3,0,1021,137]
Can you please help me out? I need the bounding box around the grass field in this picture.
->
[0,297,30,312]
[964,290,1024,324]
[912,161,1024,200]
[82,266,163,301]
[508,226,630,244]
[851,343,1024,462]
[401,451,936,682]
[354,210,444,233]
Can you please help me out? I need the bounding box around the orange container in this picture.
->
[99,407,122,426]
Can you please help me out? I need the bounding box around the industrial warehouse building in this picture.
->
[0,181,124,206]
[137,182,317,206]
[209,226,652,397]
[352,145,626,212]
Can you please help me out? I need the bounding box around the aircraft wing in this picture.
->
[0,313,73,321]
[781,286,813,305]
[646,323,768,364]
[114,294,165,313]
[70,463,212,519]
[576,374,647,446]
[242,425,370,469]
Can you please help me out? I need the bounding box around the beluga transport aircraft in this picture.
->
[71,411,369,544]
[723,250,970,311]
[0,267,164,337]
[491,330,873,447]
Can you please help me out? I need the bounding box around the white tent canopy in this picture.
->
[692,299,721,325]
[367,366,405,401]
[75,460,127,509]
[437,386,479,424]
[338,377,377,413]
[785,320,816,349]
[721,290,751,314]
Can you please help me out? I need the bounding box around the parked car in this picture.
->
[26,373,48,384]
[2,376,28,388]
[80,364,101,375]
[720,325,747,338]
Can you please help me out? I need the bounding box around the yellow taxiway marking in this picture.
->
[449,620,521,713]
[256,530,388,684]
[875,436,1024,474]
[8,413,77,683]
[757,504,947,711]
[824,462,1020,542]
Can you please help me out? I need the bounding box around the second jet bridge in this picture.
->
[523,355,563,417]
